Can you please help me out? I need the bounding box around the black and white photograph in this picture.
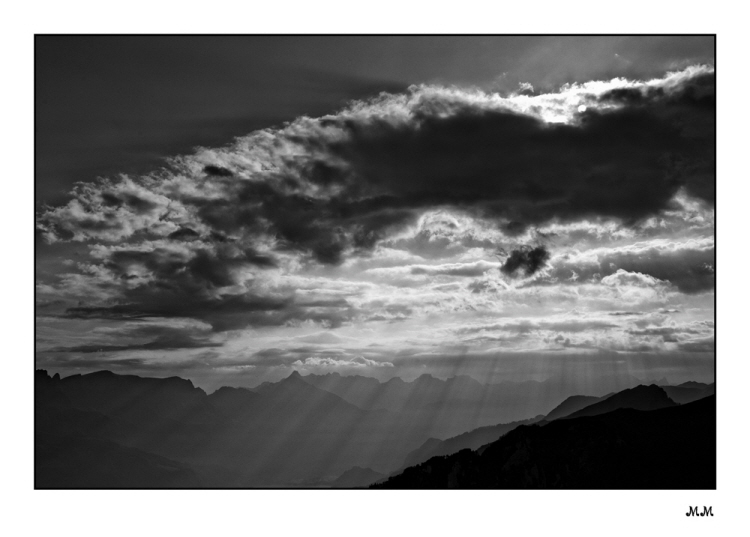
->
[34,34,716,490]
[12,15,746,533]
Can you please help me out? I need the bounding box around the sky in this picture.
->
[35,36,715,390]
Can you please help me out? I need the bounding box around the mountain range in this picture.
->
[35,369,715,488]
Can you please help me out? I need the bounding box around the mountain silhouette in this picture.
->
[397,415,544,472]
[543,394,604,421]
[561,384,676,420]
[661,382,714,404]
[36,370,202,488]
[57,370,217,424]
[226,370,366,422]
[298,371,643,431]
[639,376,670,386]
[374,395,715,489]
[36,369,714,488]
[37,369,476,486]
[206,386,259,417]
[299,373,485,412]
[296,372,384,408]
[676,381,712,389]
[389,381,699,476]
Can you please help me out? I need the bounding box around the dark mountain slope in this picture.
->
[58,370,217,424]
[329,466,385,488]
[544,395,604,421]
[562,384,676,420]
[374,395,715,489]
[398,415,544,472]
[396,383,679,476]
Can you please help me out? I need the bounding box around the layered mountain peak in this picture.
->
[563,384,676,420]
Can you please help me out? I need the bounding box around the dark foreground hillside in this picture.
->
[373,395,715,489]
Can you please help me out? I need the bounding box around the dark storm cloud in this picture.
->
[101,247,241,288]
[500,246,550,277]
[313,71,714,236]
[105,243,277,292]
[39,357,153,370]
[35,355,217,374]
[62,293,351,333]
[49,335,221,354]
[203,165,234,177]
[61,274,356,332]
[185,178,417,264]
[59,243,303,330]
[167,227,201,241]
[39,67,714,259]
[45,227,356,330]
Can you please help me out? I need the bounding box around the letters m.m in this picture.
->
[686,506,713,517]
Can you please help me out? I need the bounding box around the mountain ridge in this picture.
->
[35,369,715,488]
[374,395,715,489]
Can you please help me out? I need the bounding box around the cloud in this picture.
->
[457,317,618,336]
[41,317,222,354]
[677,336,715,353]
[33,66,715,371]
[48,337,221,354]
[293,331,354,345]
[62,293,297,332]
[167,227,201,241]
[500,246,550,277]
[625,320,713,344]
[544,239,714,293]
[38,66,714,257]
[601,269,664,288]
[203,164,233,177]
[366,260,498,280]
[292,356,394,369]
[411,260,497,278]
